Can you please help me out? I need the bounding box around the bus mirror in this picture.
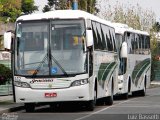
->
[86,30,93,47]
[4,32,12,50]
[120,42,127,58]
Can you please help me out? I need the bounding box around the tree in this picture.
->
[97,0,155,32]
[0,36,3,49]
[97,0,158,80]
[78,0,97,14]
[150,23,160,80]
[152,22,160,32]
[43,0,98,14]
[0,0,21,22]
[43,5,51,12]
[0,64,12,85]
[0,0,38,22]
[43,0,67,12]
[21,0,38,14]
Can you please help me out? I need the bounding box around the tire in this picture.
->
[132,91,138,97]
[133,81,146,97]
[139,83,146,96]
[121,81,130,99]
[105,83,113,105]
[86,90,96,111]
[122,92,128,100]
[25,103,35,112]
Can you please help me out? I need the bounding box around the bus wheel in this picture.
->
[86,89,96,111]
[139,81,146,96]
[132,91,138,97]
[122,92,128,100]
[105,93,113,105]
[122,81,130,99]
[105,83,113,105]
[25,103,35,112]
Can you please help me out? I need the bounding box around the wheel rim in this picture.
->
[94,90,97,104]
[144,84,146,93]
[111,86,113,100]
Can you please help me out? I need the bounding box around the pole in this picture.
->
[72,0,78,10]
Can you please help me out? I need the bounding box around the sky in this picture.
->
[34,0,160,22]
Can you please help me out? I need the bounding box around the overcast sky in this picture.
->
[34,0,160,22]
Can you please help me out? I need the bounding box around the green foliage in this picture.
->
[98,0,155,32]
[21,0,38,14]
[97,0,159,80]
[0,36,3,50]
[0,0,38,22]
[0,0,21,22]
[152,22,160,32]
[43,5,51,12]
[43,0,67,12]
[150,27,160,80]
[43,0,98,14]
[0,64,12,85]
[78,0,97,14]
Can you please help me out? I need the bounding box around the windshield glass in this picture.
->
[50,20,87,75]
[115,33,123,51]
[115,34,126,75]
[15,19,87,76]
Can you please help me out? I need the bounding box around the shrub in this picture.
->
[0,64,12,85]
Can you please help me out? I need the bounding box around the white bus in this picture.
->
[113,23,151,99]
[4,10,118,112]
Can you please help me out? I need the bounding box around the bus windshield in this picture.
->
[115,33,123,51]
[15,19,87,77]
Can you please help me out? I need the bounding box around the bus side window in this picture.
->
[91,21,98,50]
[108,30,113,51]
[101,24,108,51]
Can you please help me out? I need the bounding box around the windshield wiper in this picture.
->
[51,54,68,77]
[31,53,68,77]
[32,54,48,78]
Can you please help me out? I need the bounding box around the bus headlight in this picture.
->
[14,81,31,88]
[71,79,88,87]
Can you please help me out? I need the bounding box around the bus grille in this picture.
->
[30,80,71,89]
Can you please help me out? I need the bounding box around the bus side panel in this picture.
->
[93,51,118,99]
[128,54,151,92]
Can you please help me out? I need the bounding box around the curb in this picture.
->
[151,81,160,85]
[0,105,24,115]
[149,81,160,89]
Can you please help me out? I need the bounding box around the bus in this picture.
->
[4,10,118,112]
[113,23,151,99]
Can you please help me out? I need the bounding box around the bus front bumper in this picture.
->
[14,84,91,103]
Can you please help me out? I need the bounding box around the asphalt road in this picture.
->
[3,87,160,120]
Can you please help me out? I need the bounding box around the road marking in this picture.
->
[74,98,137,120]
[114,105,160,108]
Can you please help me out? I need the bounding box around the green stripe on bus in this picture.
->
[98,63,110,81]
[98,62,117,88]
[102,62,116,81]
[132,58,151,86]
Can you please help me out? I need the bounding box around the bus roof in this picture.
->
[113,23,149,36]
[17,10,113,27]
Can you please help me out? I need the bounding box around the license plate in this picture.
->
[45,93,57,98]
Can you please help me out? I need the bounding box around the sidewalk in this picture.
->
[0,95,24,114]
[150,80,160,85]
[150,80,160,88]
